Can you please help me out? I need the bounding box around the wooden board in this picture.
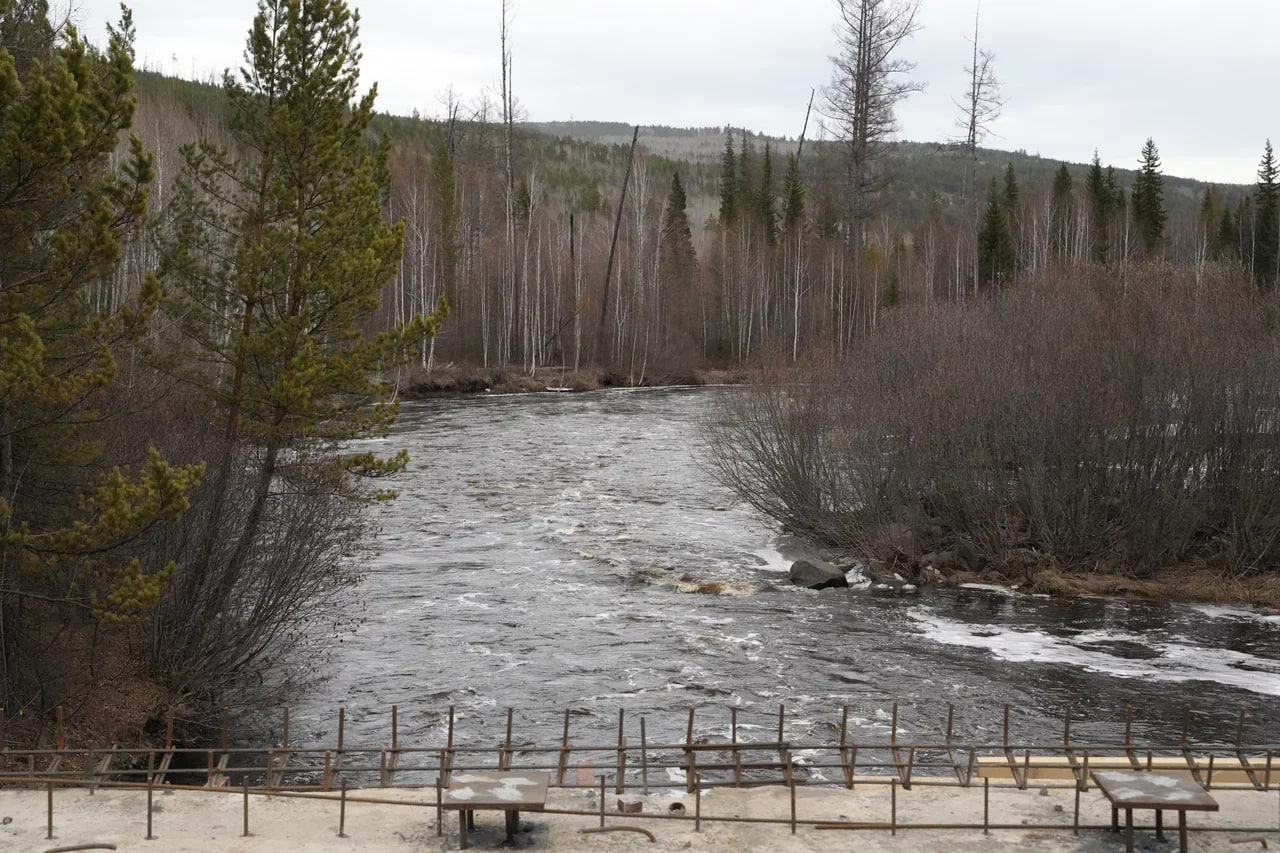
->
[1091,771,1219,812]
[442,771,550,812]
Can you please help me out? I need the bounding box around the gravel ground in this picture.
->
[2,780,1277,852]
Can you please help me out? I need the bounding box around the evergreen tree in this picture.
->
[1255,140,1280,289]
[0,1,201,708]
[781,153,806,232]
[1216,206,1239,262]
[430,141,460,293]
[757,142,777,242]
[159,0,447,677]
[1002,163,1020,214]
[660,171,696,292]
[718,129,738,227]
[1051,164,1073,203]
[1051,163,1073,260]
[1086,153,1112,263]
[1130,137,1167,252]
[737,135,755,221]
[977,178,1015,287]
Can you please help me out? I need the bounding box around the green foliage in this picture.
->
[1131,137,1167,252]
[661,171,696,289]
[977,178,1014,287]
[1051,163,1073,203]
[430,141,461,291]
[1002,163,1020,216]
[162,0,444,466]
[1256,140,1279,289]
[757,143,777,243]
[718,129,738,226]
[0,0,201,704]
[782,153,805,232]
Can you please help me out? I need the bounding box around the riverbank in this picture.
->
[396,365,756,397]
[5,782,1276,851]
[887,552,1280,610]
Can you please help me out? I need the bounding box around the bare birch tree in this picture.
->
[822,0,923,250]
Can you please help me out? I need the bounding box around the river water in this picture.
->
[288,389,1280,759]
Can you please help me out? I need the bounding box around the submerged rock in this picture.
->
[789,559,849,591]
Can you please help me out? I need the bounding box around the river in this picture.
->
[287,388,1280,761]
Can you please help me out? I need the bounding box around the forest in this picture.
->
[2,0,1278,752]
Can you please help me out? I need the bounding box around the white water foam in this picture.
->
[909,609,1280,697]
[1190,604,1280,626]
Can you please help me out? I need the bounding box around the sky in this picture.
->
[71,0,1280,185]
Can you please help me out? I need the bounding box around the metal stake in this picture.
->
[338,778,348,838]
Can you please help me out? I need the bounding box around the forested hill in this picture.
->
[528,120,1244,225]
[128,69,1256,379]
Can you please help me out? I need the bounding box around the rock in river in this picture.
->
[789,559,849,591]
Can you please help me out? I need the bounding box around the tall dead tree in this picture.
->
[500,0,516,365]
[952,1,1003,293]
[823,0,923,251]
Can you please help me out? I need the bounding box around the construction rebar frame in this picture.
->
[4,702,1280,842]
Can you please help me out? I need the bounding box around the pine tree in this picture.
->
[782,153,806,232]
[159,0,447,670]
[1255,140,1280,289]
[1130,137,1167,252]
[757,142,777,242]
[0,1,201,708]
[718,129,738,227]
[977,178,1015,287]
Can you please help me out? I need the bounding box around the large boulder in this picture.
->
[789,559,849,591]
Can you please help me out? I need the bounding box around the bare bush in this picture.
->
[705,267,1280,577]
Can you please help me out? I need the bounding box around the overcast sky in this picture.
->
[73,0,1278,184]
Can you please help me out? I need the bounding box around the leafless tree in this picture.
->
[951,1,1002,293]
[822,0,924,250]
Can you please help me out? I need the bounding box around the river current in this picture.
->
[287,389,1280,758]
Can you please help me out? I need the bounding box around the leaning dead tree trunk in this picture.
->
[595,125,640,366]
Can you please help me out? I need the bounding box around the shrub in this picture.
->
[704,267,1280,577]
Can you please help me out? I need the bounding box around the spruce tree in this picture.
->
[1051,164,1073,203]
[1086,153,1112,263]
[1130,137,1167,252]
[1255,140,1279,289]
[977,178,1015,287]
[718,129,738,226]
[1051,164,1073,261]
[737,135,755,221]
[0,1,201,708]
[1217,207,1239,262]
[757,142,777,242]
[781,153,806,232]
[660,171,696,293]
[1002,163,1020,214]
[159,0,447,663]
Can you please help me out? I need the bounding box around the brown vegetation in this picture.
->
[705,266,1280,604]
[399,365,756,397]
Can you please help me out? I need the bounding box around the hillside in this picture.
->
[527,120,1246,226]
